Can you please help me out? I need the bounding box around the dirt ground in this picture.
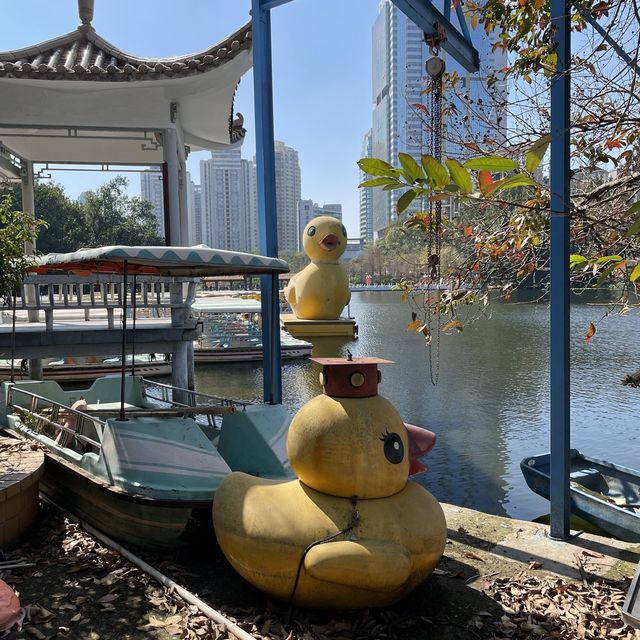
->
[2,502,640,640]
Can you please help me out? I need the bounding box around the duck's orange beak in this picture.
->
[405,422,436,475]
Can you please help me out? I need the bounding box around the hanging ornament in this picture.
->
[424,54,445,385]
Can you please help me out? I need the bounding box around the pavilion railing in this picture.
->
[1,274,197,330]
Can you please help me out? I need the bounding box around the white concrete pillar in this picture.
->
[179,156,190,246]
[163,128,181,246]
[170,282,188,404]
[21,161,42,380]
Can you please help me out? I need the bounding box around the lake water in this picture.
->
[194,291,640,522]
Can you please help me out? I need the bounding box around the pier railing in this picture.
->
[2,274,197,330]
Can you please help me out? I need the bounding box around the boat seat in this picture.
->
[570,467,607,491]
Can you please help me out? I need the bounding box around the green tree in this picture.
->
[1,182,84,254]
[81,176,163,246]
[279,251,310,273]
[0,195,45,298]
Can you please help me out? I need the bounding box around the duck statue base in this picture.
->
[214,473,445,609]
[213,357,447,609]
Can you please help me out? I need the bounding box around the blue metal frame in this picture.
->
[251,0,478,405]
[549,0,571,540]
[392,0,479,72]
[572,1,640,77]
[252,0,283,405]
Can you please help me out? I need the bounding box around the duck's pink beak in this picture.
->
[405,422,436,475]
[320,233,339,251]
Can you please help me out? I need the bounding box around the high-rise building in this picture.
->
[200,148,254,252]
[359,129,374,243]
[140,170,164,236]
[273,141,302,253]
[186,174,202,245]
[370,0,507,236]
[298,200,343,250]
[241,158,258,252]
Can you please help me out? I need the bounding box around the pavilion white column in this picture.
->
[178,155,190,246]
[170,282,188,404]
[163,128,181,246]
[21,161,43,380]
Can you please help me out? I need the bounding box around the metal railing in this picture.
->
[142,378,253,428]
[7,386,104,451]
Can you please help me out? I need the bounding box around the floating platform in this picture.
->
[0,437,44,549]
[280,314,358,339]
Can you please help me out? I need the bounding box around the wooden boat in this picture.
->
[1,245,294,550]
[192,297,312,363]
[0,355,170,382]
[521,450,640,542]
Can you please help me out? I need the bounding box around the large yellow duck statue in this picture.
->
[284,216,350,320]
[213,356,447,609]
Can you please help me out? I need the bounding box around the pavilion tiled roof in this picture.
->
[0,22,252,82]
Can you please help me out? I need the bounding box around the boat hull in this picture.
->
[521,451,640,542]
[40,451,209,550]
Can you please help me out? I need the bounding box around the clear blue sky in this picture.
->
[0,0,379,237]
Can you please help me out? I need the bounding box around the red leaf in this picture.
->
[585,322,596,344]
[464,142,481,152]
[414,103,428,113]
[478,171,494,196]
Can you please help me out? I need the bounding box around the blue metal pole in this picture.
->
[549,0,571,540]
[252,0,283,405]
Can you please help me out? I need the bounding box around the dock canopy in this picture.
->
[32,245,289,277]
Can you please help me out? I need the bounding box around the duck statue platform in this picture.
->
[282,216,357,339]
[213,356,447,609]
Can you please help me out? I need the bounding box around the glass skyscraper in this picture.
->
[369,0,507,237]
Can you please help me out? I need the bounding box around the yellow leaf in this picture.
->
[630,263,640,282]
[406,319,422,332]
[585,322,596,345]
[442,320,464,332]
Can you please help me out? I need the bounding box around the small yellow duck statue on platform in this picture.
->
[213,356,447,609]
[284,216,350,320]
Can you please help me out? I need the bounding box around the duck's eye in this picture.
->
[341,225,347,238]
[307,226,316,237]
[379,429,404,465]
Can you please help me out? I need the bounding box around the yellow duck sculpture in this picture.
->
[213,357,447,609]
[285,216,350,320]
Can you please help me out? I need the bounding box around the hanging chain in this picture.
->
[425,55,444,386]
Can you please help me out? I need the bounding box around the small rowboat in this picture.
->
[521,450,640,542]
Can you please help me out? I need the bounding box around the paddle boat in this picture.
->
[1,245,293,550]
[521,450,640,542]
[192,297,312,363]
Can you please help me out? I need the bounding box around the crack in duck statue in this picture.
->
[213,356,447,609]
[284,215,350,320]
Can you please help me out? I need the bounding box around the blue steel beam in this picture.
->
[549,0,572,540]
[391,0,479,72]
[260,0,295,9]
[252,0,283,405]
[573,1,640,77]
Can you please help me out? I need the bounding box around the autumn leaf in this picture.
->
[478,171,494,196]
[585,322,596,344]
[442,320,464,332]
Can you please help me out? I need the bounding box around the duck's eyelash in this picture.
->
[379,428,391,441]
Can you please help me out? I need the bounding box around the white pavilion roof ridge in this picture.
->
[0,22,251,81]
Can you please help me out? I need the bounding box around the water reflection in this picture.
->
[194,292,640,521]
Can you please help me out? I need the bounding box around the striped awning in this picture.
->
[33,245,289,277]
